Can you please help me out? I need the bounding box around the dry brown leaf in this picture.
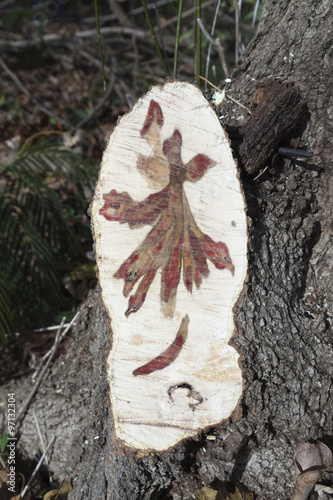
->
[220,484,254,500]
[43,479,72,500]
[292,441,333,500]
[217,484,230,498]
[313,484,333,499]
[195,484,253,500]
[295,442,332,473]
[195,486,223,500]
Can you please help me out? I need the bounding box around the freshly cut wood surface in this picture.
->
[91,81,248,451]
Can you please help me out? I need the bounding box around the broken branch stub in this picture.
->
[91,81,248,451]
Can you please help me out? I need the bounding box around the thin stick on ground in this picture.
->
[253,166,268,181]
[197,75,252,115]
[225,92,251,115]
[17,312,79,424]
[32,311,80,381]
[0,26,148,49]
[20,435,55,498]
[16,318,65,424]
[32,321,73,333]
[33,409,48,466]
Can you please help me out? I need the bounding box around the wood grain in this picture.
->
[91,81,248,450]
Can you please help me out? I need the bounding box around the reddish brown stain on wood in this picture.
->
[100,100,235,316]
[133,315,189,376]
[140,99,164,136]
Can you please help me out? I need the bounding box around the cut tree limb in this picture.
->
[91,81,248,451]
[3,3,333,498]
[239,80,304,175]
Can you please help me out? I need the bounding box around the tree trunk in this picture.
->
[3,1,333,498]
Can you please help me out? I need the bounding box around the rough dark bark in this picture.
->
[238,80,305,174]
[1,1,333,498]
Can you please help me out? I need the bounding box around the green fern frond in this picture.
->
[0,276,13,344]
[0,142,97,341]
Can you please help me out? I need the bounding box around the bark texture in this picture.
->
[1,1,332,498]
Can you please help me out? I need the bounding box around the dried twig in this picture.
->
[32,311,80,381]
[20,435,55,498]
[197,75,221,93]
[0,26,148,49]
[77,26,147,39]
[197,75,252,115]
[17,312,79,424]
[16,318,65,424]
[253,166,268,181]
[32,321,73,333]
[224,93,251,114]
[33,409,48,466]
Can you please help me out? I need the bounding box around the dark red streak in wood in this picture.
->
[133,315,189,376]
[140,99,164,136]
[100,99,235,316]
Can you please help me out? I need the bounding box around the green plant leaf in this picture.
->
[0,433,9,453]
